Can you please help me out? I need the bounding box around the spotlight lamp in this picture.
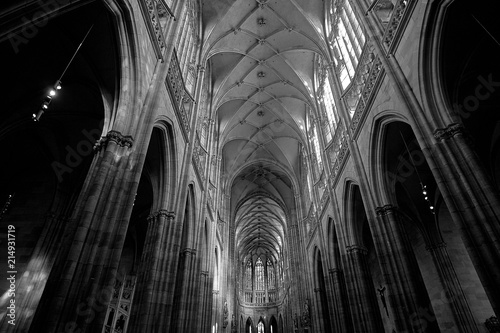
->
[33,24,93,121]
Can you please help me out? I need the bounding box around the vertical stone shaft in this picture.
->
[427,242,480,332]
[433,128,500,316]
[374,205,432,332]
[329,268,352,332]
[345,245,384,332]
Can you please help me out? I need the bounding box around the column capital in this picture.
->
[94,130,134,152]
[346,244,368,255]
[328,268,342,275]
[157,210,175,219]
[201,270,209,276]
[375,204,396,216]
[314,287,322,293]
[180,248,197,257]
[433,123,465,141]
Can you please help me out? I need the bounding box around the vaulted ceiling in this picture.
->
[202,0,329,261]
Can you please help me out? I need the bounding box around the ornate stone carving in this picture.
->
[180,248,197,257]
[346,245,368,255]
[223,301,229,328]
[231,314,237,333]
[328,124,350,184]
[346,42,384,135]
[433,123,466,141]
[166,50,193,140]
[192,135,207,183]
[375,204,396,216]
[140,0,167,58]
[301,299,310,327]
[485,316,500,332]
[94,130,134,152]
[382,0,413,50]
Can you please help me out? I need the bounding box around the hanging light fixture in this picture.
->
[400,132,435,214]
[33,24,94,121]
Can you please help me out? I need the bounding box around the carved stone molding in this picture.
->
[94,130,134,152]
[346,245,368,255]
[375,204,396,216]
[140,0,167,59]
[329,268,342,275]
[382,0,412,51]
[433,123,466,141]
[201,270,209,276]
[157,210,175,220]
[180,248,197,257]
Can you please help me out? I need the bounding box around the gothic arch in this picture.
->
[269,315,278,333]
[151,119,177,210]
[418,0,457,126]
[369,112,412,204]
[311,247,332,332]
[246,316,254,333]
[343,180,365,246]
[326,217,342,269]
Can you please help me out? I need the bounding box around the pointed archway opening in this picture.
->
[381,120,489,330]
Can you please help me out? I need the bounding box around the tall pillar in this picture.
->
[433,124,500,316]
[426,242,480,332]
[170,247,199,331]
[374,204,440,332]
[329,268,352,332]
[345,245,384,332]
[128,210,175,332]
[25,132,136,333]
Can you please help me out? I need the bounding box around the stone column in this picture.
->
[345,245,384,332]
[128,210,175,332]
[426,242,480,332]
[198,270,212,331]
[313,287,327,333]
[433,124,500,316]
[374,204,439,332]
[170,247,198,331]
[329,268,352,332]
[23,132,136,333]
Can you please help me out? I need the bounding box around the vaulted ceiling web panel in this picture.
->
[203,0,328,262]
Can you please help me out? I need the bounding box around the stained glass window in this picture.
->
[267,258,275,289]
[245,259,252,289]
[255,257,264,290]
[322,73,339,142]
[327,0,366,90]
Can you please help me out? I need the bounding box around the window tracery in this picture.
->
[327,0,366,90]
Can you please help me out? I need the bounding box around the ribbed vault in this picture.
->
[203,0,328,264]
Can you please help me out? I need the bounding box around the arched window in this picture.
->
[177,0,200,93]
[258,321,264,333]
[308,112,323,175]
[327,0,365,89]
[255,257,265,290]
[245,259,253,289]
[267,258,275,289]
[321,72,339,142]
